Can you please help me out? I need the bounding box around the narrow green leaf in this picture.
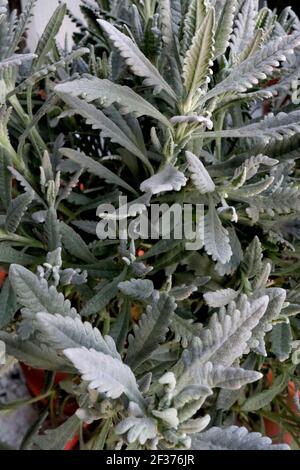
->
[58,95,153,174]
[8,0,36,55]
[230,0,257,57]
[55,77,170,128]
[81,270,127,317]
[64,348,146,409]
[214,0,237,57]
[199,33,300,103]
[183,8,215,101]
[186,151,215,193]
[203,196,232,264]
[0,243,37,265]
[0,53,36,71]
[241,236,262,279]
[34,3,67,69]
[45,207,61,252]
[0,331,70,371]
[60,222,97,264]
[110,298,131,354]
[192,425,289,450]
[90,418,112,450]
[98,19,177,101]
[5,190,34,233]
[9,264,77,318]
[125,293,176,370]
[0,148,11,209]
[35,312,120,359]
[271,322,292,362]
[182,0,208,54]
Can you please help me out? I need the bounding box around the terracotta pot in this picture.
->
[0,268,7,289]
[20,363,68,397]
[20,363,77,415]
[263,370,297,445]
[263,418,294,446]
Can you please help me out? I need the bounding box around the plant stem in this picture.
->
[0,391,54,411]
